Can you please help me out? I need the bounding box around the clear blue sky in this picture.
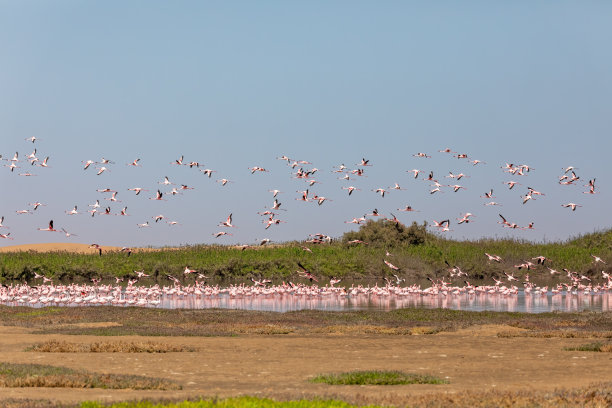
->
[1,1,610,247]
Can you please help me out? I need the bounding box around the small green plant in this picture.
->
[310,370,448,385]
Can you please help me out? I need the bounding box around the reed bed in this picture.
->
[0,224,610,285]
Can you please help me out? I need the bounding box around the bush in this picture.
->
[342,219,429,247]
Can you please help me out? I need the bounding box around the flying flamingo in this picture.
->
[373,188,387,197]
[82,160,96,170]
[481,189,494,198]
[38,220,57,232]
[200,169,216,177]
[561,203,582,211]
[128,187,148,195]
[384,260,399,271]
[503,181,521,189]
[342,186,360,196]
[60,228,77,238]
[38,157,50,168]
[159,176,173,185]
[413,152,431,158]
[217,179,232,186]
[268,189,283,197]
[296,262,318,282]
[432,219,450,229]
[407,169,422,179]
[219,213,235,228]
[484,253,502,262]
[150,190,165,201]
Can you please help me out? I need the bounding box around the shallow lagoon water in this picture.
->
[158,291,611,313]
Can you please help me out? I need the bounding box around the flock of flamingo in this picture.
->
[0,137,609,311]
[0,276,610,312]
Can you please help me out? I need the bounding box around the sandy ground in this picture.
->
[0,243,182,254]
[0,324,610,405]
[0,242,279,253]
[0,243,123,254]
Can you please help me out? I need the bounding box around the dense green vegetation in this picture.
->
[311,370,447,385]
[80,398,379,408]
[0,221,610,284]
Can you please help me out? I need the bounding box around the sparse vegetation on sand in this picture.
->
[0,362,181,390]
[0,223,610,285]
[565,341,612,352]
[1,306,610,337]
[27,339,195,353]
[4,382,611,408]
[311,370,447,385]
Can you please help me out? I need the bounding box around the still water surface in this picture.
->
[159,291,611,313]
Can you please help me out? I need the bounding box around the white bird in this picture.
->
[219,213,235,228]
[561,203,582,211]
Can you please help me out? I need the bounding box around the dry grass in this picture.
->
[0,399,58,408]
[27,340,195,353]
[34,381,610,408]
[565,342,612,352]
[0,382,610,407]
[261,381,612,408]
[0,362,181,390]
[497,330,612,339]
[229,324,295,335]
[0,306,610,338]
[311,324,414,335]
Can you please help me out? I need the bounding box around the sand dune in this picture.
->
[0,243,123,254]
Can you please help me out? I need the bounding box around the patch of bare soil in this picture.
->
[0,325,610,406]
